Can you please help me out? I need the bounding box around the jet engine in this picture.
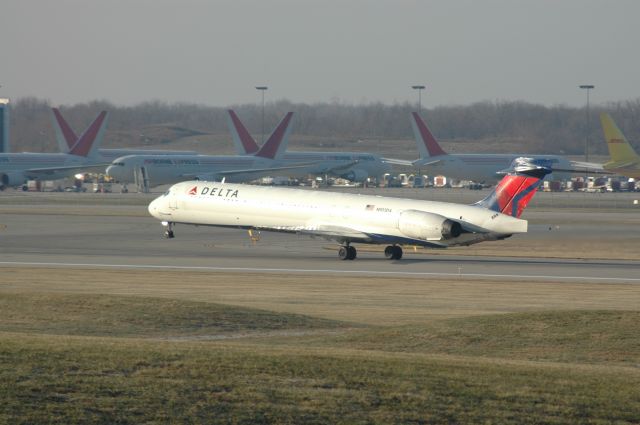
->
[398,209,462,241]
[342,169,368,182]
[0,172,27,190]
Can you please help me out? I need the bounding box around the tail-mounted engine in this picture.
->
[398,209,462,241]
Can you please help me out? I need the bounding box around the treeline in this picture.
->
[8,97,640,155]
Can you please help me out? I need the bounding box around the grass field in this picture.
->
[1,267,639,424]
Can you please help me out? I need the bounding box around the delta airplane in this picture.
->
[597,113,640,179]
[107,113,316,187]
[52,108,198,160]
[410,112,579,183]
[0,112,108,189]
[148,157,551,260]
[227,110,398,182]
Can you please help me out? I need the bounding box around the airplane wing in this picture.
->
[184,162,318,181]
[381,157,414,166]
[264,221,450,248]
[564,161,614,175]
[316,160,359,173]
[603,161,637,169]
[22,163,111,178]
[412,158,443,167]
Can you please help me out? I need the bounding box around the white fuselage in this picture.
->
[0,152,104,183]
[107,154,291,186]
[416,154,572,182]
[108,152,393,187]
[149,181,527,248]
[277,151,392,181]
[95,149,198,162]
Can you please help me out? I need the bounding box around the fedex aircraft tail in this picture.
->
[51,108,109,158]
[410,112,447,158]
[600,113,640,165]
[227,110,260,155]
[475,157,551,218]
[254,112,294,160]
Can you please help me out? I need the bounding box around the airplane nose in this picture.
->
[148,197,159,218]
[106,165,118,179]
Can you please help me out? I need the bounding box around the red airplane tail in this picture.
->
[69,111,109,157]
[410,112,447,158]
[254,112,294,160]
[475,157,551,218]
[52,109,109,158]
[227,110,260,155]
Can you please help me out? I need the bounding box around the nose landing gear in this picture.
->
[162,221,175,239]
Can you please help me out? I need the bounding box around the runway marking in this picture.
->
[0,261,639,283]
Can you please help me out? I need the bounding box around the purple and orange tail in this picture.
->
[475,157,551,218]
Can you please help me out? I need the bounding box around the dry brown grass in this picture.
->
[2,267,638,326]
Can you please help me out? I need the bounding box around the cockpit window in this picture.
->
[163,190,170,197]
[112,162,125,166]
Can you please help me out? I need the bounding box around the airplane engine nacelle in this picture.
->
[342,169,368,182]
[398,209,462,241]
[0,171,27,188]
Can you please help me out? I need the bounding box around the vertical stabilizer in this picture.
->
[600,113,640,164]
[475,157,550,218]
[255,112,294,160]
[69,111,109,158]
[411,112,447,158]
[0,99,9,153]
[51,108,78,152]
[227,110,260,155]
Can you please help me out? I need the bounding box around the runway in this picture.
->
[0,198,638,282]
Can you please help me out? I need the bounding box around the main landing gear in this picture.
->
[384,245,403,260]
[338,244,403,260]
[162,221,175,239]
[338,244,357,260]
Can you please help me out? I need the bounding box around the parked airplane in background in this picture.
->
[410,112,578,183]
[0,114,107,189]
[227,110,398,182]
[149,157,551,261]
[52,108,198,160]
[107,113,315,187]
[597,113,640,179]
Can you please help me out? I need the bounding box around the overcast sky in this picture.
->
[1,0,638,108]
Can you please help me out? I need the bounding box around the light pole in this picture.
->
[255,86,268,144]
[411,85,426,113]
[579,84,595,163]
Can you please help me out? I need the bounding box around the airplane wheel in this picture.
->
[338,246,349,260]
[385,245,403,260]
[384,245,395,259]
[347,245,357,260]
[164,230,175,239]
